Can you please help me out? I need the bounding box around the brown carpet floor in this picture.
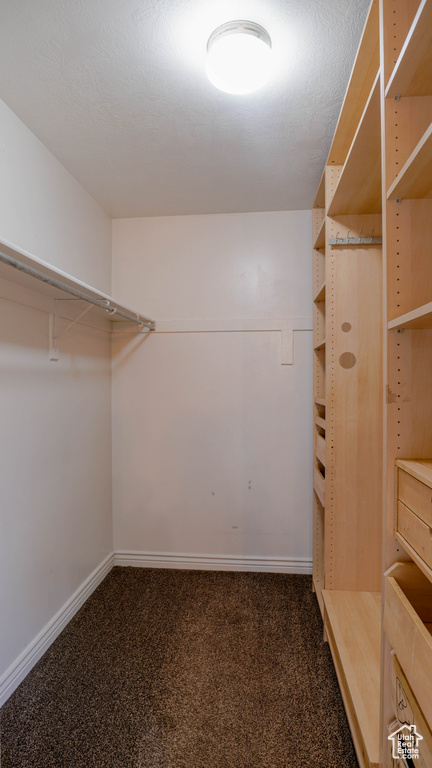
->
[0,568,358,768]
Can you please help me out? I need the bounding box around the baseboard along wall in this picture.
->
[113,550,313,574]
[0,553,115,708]
[0,550,312,707]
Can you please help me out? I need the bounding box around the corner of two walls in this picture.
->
[0,98,113,703]
[0,99,112,293]
[0,92,314,704]
[111,211,313,573]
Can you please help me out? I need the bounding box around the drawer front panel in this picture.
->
[398,469,432,527]
[397,501,432,571]
[384,571,432,727]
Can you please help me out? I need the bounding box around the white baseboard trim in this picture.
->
[114,550,312,574]
[0,552,114,708]
[0,550,311,706]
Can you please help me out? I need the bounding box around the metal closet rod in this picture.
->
[0,250,155,330]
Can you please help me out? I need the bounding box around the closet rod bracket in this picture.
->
[49,300,94,361]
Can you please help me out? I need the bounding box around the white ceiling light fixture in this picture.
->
[206,21,272,95]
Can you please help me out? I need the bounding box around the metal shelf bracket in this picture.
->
[49,300,93,361]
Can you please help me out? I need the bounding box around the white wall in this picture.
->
[0,98,113,701]
[0,93,313,702]
[0,99,111,293]
[112,211,313,569]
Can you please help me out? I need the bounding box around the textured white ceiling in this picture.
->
[0,0,370,217]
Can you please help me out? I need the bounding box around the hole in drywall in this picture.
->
[339,352,356,369]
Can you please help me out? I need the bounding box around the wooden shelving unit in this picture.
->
[313,0,432,765]
[312,172,326,615]
[311,3,383,766]
[382,0,432,762]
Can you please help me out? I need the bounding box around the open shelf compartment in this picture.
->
[328,73,381,216]
[385,0,432,98]
[323,590,381,768]
[387,121,432,200]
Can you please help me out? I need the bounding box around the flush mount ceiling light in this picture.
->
[206,21,272,95]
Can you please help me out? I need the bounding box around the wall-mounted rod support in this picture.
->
[55,302,93,341]
[49,302,94,361]
[0,250,155,330]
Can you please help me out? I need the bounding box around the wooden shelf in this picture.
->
[313,1,432,760]
[328,73,381,215]
[387,121,432,200]
[314,338,326,351]
[313,281,326,303]
[313,171,325,209]
[313,218,325,250]
[323,590,381,768]
[315,397,326,407]
[386,0,432,98]
[316,434,326,467]
[328,0,380,165]
[313,465,326,507]
[388,300,432,330]
[396,458,432,488]
[315,414,326,431]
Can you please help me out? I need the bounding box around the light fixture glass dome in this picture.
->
[206,21,272,95]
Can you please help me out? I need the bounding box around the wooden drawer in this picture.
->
[390,652,432,767]
[396,462,432,575]
[398,468,432,528]
[397,501,432,571]
[384,562,432,728]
